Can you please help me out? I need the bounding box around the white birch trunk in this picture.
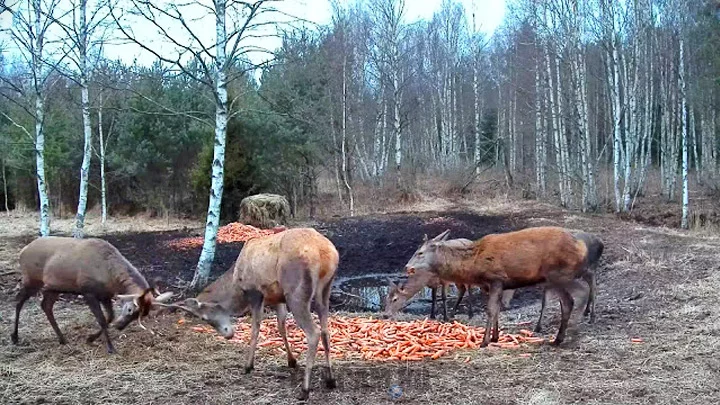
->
[98,95,107,224]
[192,0,229,289]
[393,69,402,171]
[73,0,92,238]
[2,157,8,215]
[473,55,481,174]
[341,54,354,216]
[32,0,50,236]
[535,47,546,195]
[679,37,689,229]
[611,37,622,212]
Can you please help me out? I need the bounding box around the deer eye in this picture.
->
[392,297,398,302]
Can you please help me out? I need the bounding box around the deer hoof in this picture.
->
[533,326,542,334]
[325,378,337,389]
[10,333,18,345]
[551,338,564,347]
[479,341,489,348]
[297,388,310,401]
[106,346,116,354]
[244,365,254,374]
[287,358,297,368]
[59,337,68,345]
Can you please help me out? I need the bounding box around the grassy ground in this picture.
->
[1,198,719,404]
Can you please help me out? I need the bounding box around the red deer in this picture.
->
[11,236,173,353]
[534,232,603,332]
[386,233,516,321]
[384,227,596,347]
[161,228,338,400]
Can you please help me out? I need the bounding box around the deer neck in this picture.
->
[434,243,475,281]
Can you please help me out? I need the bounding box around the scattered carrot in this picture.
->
[188,315,546,362]
[166,223,282,250]
[518,353,532,358]
[177,318,186,325]
[631,337,644,343]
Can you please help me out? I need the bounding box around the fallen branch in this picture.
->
[0,270,18,277]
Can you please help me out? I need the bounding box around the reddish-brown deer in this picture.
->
[384,227,595,347]
[161,228,339,400]
[11,236,173,353]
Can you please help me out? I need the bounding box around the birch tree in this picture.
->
[369,0,405,172]
[112,0,284,289]
[1,0,62,236]
[52,0,114,237]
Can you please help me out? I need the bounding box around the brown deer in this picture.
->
[534,232,603,332]
[384,227,596,347]
[11,236,173,353]
[393,234,516,321]
[161,228,339,400]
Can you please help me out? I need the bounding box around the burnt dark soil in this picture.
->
[41,210,523,295]
[1,204,720,404]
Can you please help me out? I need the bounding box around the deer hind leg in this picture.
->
[275,303,297,369]
[583,271,597,323]
[535,288,550,333]
[88,298,114,343]
[40,291,67,345]
[452,284,467,318]
[11,286,39,345]
[288,290,320,400]
[84,294,115,353]
[244,290,265,374]
[552,287,574,346]
[315,278,336,389]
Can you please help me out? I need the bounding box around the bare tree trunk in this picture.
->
[473,52,481,174]
[98,95,107,225]
[192,0,229,289]
[679,37,689,229]
[341,54,354,216]
[1,157,8,215]
[73,0,92,239]
[690,108,699,182]
[610,35,622,212]
[535,48,546,196]
[30,0,51,236]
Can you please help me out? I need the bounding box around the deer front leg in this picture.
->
[429,286,437,319]
[244,291,265,374]
[481,282,503,347]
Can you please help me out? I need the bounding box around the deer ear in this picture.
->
[387,277,397,288]
[440,229,451,241]
[432,229,451,242]
[423,234,428,242]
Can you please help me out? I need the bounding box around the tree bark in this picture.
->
[73,0,92,238]
[192,0,229,289]
[679,37,689,229]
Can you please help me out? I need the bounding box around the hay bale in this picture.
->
[238,193,290,229]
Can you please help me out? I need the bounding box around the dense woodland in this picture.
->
[1,0,720,285]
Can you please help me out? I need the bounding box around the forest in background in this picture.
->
[2,0,720,285]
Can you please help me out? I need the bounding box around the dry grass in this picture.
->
[0,211,200,239]
[2,198,720,404]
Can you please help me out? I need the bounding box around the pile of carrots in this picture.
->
[167,223,283,250]
[189,316,544,361]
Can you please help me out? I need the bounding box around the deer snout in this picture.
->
[217,324,235,339]
[405,266,415,275]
